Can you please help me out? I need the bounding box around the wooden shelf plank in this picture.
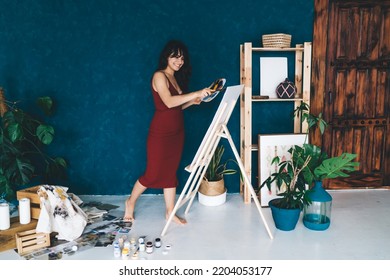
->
[252,97,304,102]
[252,47,304,52]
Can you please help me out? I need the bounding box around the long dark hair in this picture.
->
[157,40,192,92]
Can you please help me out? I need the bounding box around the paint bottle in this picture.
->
[131,251,139,260]
[154,238,162,248]
[130,237,137,251]
[118,235,127,248]
[146,241,153,254]
[121,248,130,259]
[138,237,145,252]
[123,240,130,251]
[113,241,121,258]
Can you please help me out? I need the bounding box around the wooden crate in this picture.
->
[0,217,38,252]
[15,229,50,255]
[16,186,42,219]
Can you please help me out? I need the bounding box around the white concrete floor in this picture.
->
[1,189,390,260]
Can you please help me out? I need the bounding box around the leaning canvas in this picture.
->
[258,134,306,206]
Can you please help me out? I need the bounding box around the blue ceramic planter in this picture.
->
[269,199,301,231]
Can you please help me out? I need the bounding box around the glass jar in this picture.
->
[303,181,332,230]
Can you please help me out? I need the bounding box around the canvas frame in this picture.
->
[258,133,307,206]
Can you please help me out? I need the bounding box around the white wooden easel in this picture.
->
[161,85,273,239]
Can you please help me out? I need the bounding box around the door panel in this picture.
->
[313,0,390,189]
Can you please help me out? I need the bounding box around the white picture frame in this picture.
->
[258,134,307,206]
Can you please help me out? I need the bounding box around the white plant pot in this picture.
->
[198,190,227,206]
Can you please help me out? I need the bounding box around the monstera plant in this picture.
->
[0,87,67,200]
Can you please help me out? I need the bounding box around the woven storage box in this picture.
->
[262,33,292,48]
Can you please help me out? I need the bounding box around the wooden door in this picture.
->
[312,0,390,189]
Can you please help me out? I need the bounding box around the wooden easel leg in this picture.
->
[222,125,274,239]
[161,168,196,236]
[161,129,223,236]
[184,166,204,215]
[185,135,222,215]
[161,194,182,236]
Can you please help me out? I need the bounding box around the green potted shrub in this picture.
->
[198,145,238,206]
[259,102,359,230]
[0,87,67,201]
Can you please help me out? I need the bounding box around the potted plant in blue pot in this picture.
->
[260,103,359,231]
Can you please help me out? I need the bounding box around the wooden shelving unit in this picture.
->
[239,42,312,203]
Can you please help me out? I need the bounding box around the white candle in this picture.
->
[0,202,10,230]
[19,198,31,224]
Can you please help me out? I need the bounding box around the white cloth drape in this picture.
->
[36,185,88,241]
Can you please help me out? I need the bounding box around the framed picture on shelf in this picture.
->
[258,134,307,206]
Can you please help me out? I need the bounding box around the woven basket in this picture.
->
[262,33,292,48]
[199,178,225,196]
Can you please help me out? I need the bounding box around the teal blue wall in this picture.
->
[0,0,314,195]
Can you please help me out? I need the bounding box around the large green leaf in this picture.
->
[0,172,15,200]
[45,157,67,182]
[299,144,328,185]
[7,123,23,142]
[205,145,238,181]
[2,111,16,126]
[314,153,359,180]
[5,157,34,186]
[36,96,53,115]
[3,110,25,142]
[54,157,67,168]
[36,124,54,145]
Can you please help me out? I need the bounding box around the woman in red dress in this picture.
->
[124,40,212,224]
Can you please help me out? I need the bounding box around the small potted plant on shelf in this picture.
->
[0,87,67,201]
[198,145,238,206]
[259,102,359,231]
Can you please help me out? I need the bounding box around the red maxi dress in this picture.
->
[138,78,185,189]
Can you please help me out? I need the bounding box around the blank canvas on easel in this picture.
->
[186,85,243,172]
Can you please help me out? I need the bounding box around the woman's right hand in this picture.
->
[197,88,213,99]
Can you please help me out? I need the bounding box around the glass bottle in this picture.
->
[303,181,332,230]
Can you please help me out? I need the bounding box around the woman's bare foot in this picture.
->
[166,211,187,225]
[123,197,135,221]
